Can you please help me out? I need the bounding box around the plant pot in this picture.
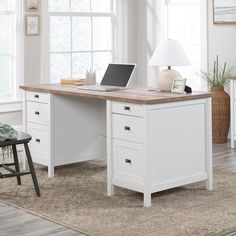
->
[210,86,230,144]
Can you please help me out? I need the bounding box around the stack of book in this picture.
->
[60,78,86,86]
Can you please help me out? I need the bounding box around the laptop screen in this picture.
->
[100,64,136,87]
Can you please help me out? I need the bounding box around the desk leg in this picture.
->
[48,165,54,178]
[107,100,114,196]
[144,193,151,207]
[107,183,114,196]
[206,98,213,191]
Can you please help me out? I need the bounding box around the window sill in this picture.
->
[0,100,22,113]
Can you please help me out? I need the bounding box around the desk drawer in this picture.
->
[27,101,50,125]
[113,140,143,182]
[112,101,144,117]
[27,122,50,165]
[26,91,50,104]
[112,114,144,143]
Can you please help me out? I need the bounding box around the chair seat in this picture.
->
[0,132,31,147]
[0,131,40,196]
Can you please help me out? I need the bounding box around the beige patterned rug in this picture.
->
[1,162,236,236]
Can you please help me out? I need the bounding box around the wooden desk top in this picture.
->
[20,84,212,105]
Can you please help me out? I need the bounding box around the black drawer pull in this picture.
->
[34,94,39,98]
[35,139,40,143]
[124,106,130,111]
[124,126,131,131]
[35,111,40,115]
[125,159,132,164]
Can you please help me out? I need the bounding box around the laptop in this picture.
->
[77,63,136,92]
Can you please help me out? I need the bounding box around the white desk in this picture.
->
[20,84,213,207]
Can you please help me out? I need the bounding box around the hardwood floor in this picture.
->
[213,143,236,172]
[0,202,87,236]
[0,143,235,236]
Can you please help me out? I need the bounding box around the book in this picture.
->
[60,79,86,85]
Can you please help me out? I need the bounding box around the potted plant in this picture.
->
[201,55,234,144]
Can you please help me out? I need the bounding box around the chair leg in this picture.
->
[12,144,21,185]
[24,143,41,197]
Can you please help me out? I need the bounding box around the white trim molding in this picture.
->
[0,100,22,113]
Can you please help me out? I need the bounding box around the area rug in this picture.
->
[1,162,236,236]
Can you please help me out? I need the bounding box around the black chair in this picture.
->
[0,132,40,197]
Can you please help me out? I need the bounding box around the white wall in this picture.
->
[24,3,41,85]
[208,0,236,72]
[208,0,236,94]
[24,36,41,85]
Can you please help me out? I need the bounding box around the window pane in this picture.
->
[50,16,71,52]
[50,53,71,83]
[49,0,69,12]
[0,16,11,54]
[91,0,111,13]
[93,52,112,82]
[93,17,112,50]
[0,0,10,11]
[0,56,11,94]
[72,17,91,51]
[71,0,90,12]
[72,53,91,78]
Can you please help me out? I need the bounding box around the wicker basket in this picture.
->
[211,87,230,144]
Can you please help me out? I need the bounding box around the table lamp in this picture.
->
[149,39,191,91]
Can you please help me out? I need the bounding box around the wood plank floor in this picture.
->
[213,143,236,172]
[0,202,87,236]
[0,143,236,236]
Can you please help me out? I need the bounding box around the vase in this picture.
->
[157,69,182,91]
[210,86,230,144]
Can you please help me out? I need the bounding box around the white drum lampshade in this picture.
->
[149,39,191,91]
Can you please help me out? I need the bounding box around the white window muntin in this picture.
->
[48,0,116,83]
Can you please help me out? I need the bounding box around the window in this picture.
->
[0,0,22,100]
[48,0,115,83]
[167,0,207,91]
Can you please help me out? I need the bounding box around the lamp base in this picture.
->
[157,69,182,91]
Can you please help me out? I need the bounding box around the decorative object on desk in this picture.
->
[85,69,96,85]
[25,0,40,12]
[25,15,40,36]
[213,0,236,24]
[184,85,192,94]
[149,39,191,91]
[60,78,85,85]
[201,55,234,143]
[171,78,186,94]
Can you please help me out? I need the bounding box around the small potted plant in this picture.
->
[201,55,234,144]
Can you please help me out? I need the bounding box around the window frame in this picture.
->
[41,0,116,84]
[0,0,23,102]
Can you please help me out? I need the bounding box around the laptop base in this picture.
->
[77,85,124,92]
